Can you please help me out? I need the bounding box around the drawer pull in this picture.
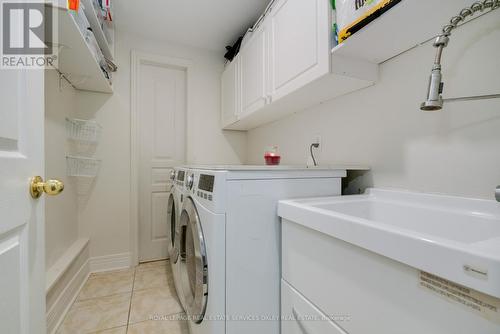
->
[292,307,314,334]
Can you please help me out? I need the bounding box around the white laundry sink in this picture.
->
[278,188,500,298]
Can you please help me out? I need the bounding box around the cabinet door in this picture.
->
[239,24,268,117]
[221,57,239,127]
[270,0,330,101]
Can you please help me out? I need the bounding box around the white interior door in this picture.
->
[138,61,186,262]
[0,69,45,331]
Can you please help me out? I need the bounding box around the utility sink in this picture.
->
[278,188,500,298]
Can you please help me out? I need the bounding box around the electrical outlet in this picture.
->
[312,135,322,151]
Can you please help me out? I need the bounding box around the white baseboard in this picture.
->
[89,252,132,273]
[46,240,90,334]
[45,250,131,333]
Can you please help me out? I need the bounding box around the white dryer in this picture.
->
[176,166,346,334]
[168,166,188,310]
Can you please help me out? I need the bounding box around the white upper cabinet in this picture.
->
[239,23,269,117]
[269,0,330,102]
[221,0,377,131]
[220,0,487,130]
[221,57,239,127]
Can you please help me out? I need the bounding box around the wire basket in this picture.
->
[66,118,102,143]
[75,177,96,196]
[66,156,101,177]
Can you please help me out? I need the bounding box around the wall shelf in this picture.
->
[331,0,486,65]
[48,4,113,94]
[81,0,114,61]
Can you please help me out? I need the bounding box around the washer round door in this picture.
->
[167,192,179,263]
[179,197,208,323]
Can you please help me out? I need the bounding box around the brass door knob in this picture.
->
[30,176,64,199]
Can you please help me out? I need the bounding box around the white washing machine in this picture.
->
[176,166,346,334]
[168,166,188,310]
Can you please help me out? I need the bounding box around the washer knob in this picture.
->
[187,174,194,190]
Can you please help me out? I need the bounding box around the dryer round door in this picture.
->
[167,193,179,263]
[179,197,208,323]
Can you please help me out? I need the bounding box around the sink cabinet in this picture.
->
[280,204,500,334]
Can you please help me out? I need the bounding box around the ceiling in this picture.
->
[114,0,270,54]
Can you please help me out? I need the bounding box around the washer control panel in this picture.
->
[187,170,225,213]
[195,174,214,201]
[175,170,186,187]
[198,174,215,192]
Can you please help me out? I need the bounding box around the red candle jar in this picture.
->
[264,146,281,165]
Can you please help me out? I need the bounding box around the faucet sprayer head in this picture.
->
[421,65,444,112]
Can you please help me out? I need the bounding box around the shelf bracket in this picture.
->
[54,68,76,92]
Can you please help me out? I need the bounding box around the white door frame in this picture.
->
[130,51,191,267]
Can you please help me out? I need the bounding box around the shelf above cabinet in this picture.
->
[331,0,483,64]
[50,5,113,94]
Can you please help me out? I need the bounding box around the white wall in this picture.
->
[247,12,500,200]
[75,32,247,259]
[44,71,79,269]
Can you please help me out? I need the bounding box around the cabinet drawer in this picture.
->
[282,279,348,334]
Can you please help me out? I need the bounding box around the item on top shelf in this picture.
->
[330,0,338,47]
[105,58,118,73]
[69,2,90,35]
[100,64,112,82]
[335,0,401,43]
[102,0,112,21]
[84,28,110,81]
[88,0,113,42]
[224,35,243,62]
[264,146,281,165]
[68,0,80,11]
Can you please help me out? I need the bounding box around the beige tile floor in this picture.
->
[57,260,189,334]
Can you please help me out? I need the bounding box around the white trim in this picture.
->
[45,249,131,334]
[46,243,91,334]
[130,50,192,266]
[88,252,131,273]
[46,238,89,292]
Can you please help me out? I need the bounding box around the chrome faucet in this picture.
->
[421,0,500,111]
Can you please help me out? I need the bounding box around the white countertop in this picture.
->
[183,164,370,171]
